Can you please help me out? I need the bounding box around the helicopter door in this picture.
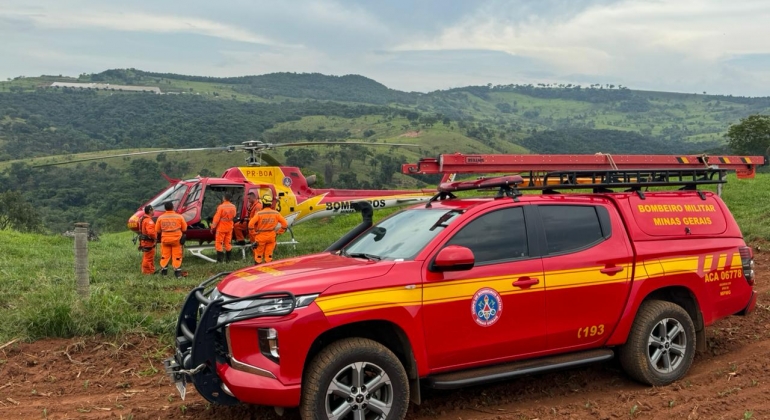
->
[200,185,245,228]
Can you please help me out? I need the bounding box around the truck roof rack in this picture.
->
[403,153,765,179]
[426,168,730,206]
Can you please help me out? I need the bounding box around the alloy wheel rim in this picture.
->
[325,361,393,420]
[647,317,687,374]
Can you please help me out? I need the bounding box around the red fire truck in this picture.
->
[165,153,763,420]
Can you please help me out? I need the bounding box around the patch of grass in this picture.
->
[0,207,399,342]
[138,362,159,377]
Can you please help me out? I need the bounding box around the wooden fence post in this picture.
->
[74,222,90,298]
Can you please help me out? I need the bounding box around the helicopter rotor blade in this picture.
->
[260,152,283,166]
[268,141,420,148]
[31,147,234,167]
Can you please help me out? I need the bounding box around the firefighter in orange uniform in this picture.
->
[137,205,156,275]
[211,193,237,263]
[233,192,262,245]
[249,198,288,264]
[156,201,188,277]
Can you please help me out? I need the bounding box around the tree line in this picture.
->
[0,159,192,234]
[86,69,418,105]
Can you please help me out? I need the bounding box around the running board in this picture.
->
[425,349,614,390]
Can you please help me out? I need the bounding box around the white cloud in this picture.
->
[392,0,770,92]
[1,0,770,95]
[0,7,288,46]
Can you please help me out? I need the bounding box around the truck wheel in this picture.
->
[300,337,409,420]
[619,299,696,386]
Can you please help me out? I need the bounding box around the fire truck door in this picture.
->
[536,203,633,352]
[422,205,547,370]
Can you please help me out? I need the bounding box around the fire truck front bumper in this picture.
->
[214,361,300,407]
[163,272,299,407]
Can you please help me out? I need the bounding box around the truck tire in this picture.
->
[619,299,696,386]
[300,337,409,420]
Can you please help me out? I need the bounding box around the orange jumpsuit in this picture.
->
[234,201,262,243]
[248,208,288,264]
[138,216,156,274]
[157,210,187,270]
[211,200,237,252]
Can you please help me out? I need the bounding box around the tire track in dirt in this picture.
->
[1,253,769,420]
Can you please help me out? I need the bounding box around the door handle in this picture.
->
[600,265,624,275]
[513,277,539,288]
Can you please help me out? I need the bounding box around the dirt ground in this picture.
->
[2,255,770,420]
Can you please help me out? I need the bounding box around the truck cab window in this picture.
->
[446,207,528,264]
[539,205,604,255]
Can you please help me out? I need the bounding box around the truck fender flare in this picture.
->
[605,282,704,346]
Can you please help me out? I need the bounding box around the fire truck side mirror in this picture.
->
[431,245,475,272]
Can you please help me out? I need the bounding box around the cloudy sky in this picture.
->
[2,0,770,96]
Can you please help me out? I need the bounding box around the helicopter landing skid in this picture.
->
[185,228,299,263]
[276,238,299,248]
[276,227,299,249]
[185,244,249,263]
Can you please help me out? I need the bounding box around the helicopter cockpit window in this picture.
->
[149,183,188,209]
[184,183,202,207]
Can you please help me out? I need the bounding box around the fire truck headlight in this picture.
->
[214,293,319,326]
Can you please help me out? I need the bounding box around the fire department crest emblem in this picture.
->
[471,288,502,327]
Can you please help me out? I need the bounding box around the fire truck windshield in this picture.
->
[342,209,462,260]
[149,183,189,209]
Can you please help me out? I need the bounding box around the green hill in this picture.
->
[2,69,769,234]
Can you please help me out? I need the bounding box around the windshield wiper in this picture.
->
[345,252,382,261]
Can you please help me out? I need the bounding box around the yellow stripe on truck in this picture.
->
[312,253,733,317]
[730,254,742,268]
[717,254,727,270]
[423,272,543,304]
[315,286,422,316]
[660,257,699,275]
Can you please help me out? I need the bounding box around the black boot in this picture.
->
[216,252,224,263]
[225,250,232,262]
[174,269,182,278]
[160,267,168,276]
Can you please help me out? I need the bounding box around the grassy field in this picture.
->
[1,173,769,344]
[0,207,396,344]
